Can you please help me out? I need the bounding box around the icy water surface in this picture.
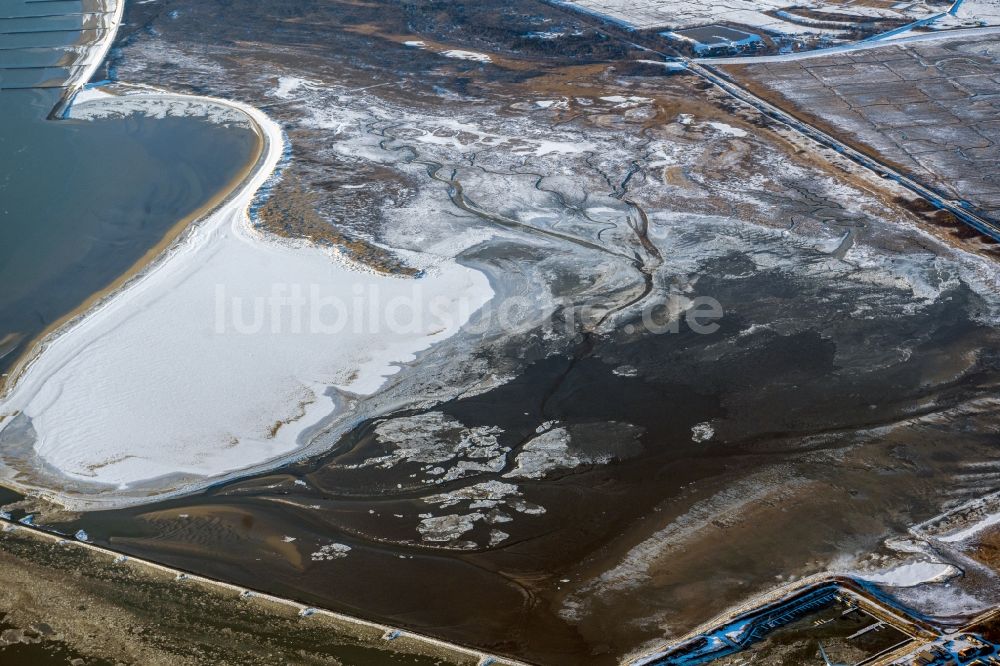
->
[0,87,257,374]
[0,1,258,373]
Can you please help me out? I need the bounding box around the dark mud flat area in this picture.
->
[71,259,1000,663]
[7,0,1000,664]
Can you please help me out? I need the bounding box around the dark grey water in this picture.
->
[0,1,258,373]
[0,87,258,372]
[0,0,118,89]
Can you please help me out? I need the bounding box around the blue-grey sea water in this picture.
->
[0,2,257,372]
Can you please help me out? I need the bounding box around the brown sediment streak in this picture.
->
[0,108,265,398]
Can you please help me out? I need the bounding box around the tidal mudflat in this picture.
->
[0,0,989,663]
[3,0,1000,664]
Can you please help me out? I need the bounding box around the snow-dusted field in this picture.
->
[0,92,492,504]
[558,0,935,31]
[559,0,1000,38]
[699,24,1000,62]
[939,0,1000,27]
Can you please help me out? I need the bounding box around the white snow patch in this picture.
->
[600,95,651,105]
[504,428,590,479]
[489,529,509,546]
[70,94,249,127]
[704,121,748,138]
[858,561,960,587]
[272,76,322,100]
[691,422,715,443]
[311,543,351,561]
[440,49,492,62]
[72,87,114,105]
[418,513,483,542]
[424,480,521,509]
[350,412,507,483]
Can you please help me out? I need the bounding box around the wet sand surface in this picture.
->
[2,0,1000,664]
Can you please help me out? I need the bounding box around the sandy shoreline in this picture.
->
[45,0,124,117]
[0,88,286,482]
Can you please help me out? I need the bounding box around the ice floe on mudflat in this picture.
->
[505,427,586,479]
[347,412,509,484]
[690,422,715,443]
[70,93,251,128]
[311,542,352,561]
[270,76,323,100]
[418,513,484,544]
[417,480,546,547]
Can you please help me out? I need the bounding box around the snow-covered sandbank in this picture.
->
[71,1,124,95]
[0,92,493,508]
